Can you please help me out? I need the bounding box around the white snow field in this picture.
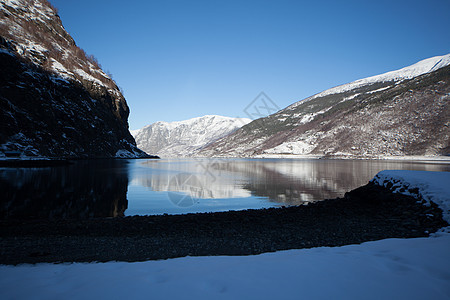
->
[1,170,449,300]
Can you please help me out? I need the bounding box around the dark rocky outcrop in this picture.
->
[0,0,149,158]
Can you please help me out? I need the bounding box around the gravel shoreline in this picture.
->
[0,183,447,265]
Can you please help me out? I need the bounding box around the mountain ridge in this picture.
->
[287,54,450,110]
[132,115,251,158]
[198,54,450,158]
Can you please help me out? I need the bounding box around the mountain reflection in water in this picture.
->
[132,158,450,208]
[0,160,129,220]
[1,158,449,219]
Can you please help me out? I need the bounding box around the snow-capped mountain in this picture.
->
[199,54,450,158]
[287,54,450,110]
[132,115,251,157]
[0,0,148,158]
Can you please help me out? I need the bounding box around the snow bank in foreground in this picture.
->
[372,170,450,223]
[1,234,449,300]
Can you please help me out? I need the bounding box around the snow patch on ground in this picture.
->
[339,93,360,102]
[50,59,75,80]
[367,86,391,94]
[74,69,103,86]
[289,107,331,126]
[372,170,450,223]
[298,113,315,124]
[22,41,48,55]
[264,140,315,155]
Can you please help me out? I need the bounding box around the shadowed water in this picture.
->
[0,160,129,220]
[0,158,449,219]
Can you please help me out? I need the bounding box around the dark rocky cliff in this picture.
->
[0,0,149,158]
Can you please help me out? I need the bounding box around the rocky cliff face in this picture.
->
[132,115,251,157]
[0,0,148,158]
[199,55,450,158]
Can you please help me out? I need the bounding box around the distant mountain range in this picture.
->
[132,115,251,157]
[198,54,450,158]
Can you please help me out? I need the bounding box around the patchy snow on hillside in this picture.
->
[1,170,449,299]
[50,59,75,80]
[367,86,391,94]
[74,69,103,86]
[288,107,332,126]
[339,93,360,102]
[1,0,54,21]
[0,0,118,93]
[264,140,315,155]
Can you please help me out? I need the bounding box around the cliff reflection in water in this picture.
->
[136,158,449,206]
[0,160,129,220]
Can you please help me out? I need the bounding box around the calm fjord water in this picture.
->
[1,158,449,219]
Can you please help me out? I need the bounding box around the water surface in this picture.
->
[1,158,448,219]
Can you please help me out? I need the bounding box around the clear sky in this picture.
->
[50,0,450,130]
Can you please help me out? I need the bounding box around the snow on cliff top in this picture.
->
[0,0,116,91]
[372,170,450,223]
[1,0,55,20]
[288,53,450,109]
[138,115,251,132]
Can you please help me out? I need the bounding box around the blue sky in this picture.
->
[50,0,450,130]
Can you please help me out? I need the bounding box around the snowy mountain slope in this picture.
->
[199,55,450,158]
[0,0,148,158]
[132,115,251,157]
[287,54,450,110]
